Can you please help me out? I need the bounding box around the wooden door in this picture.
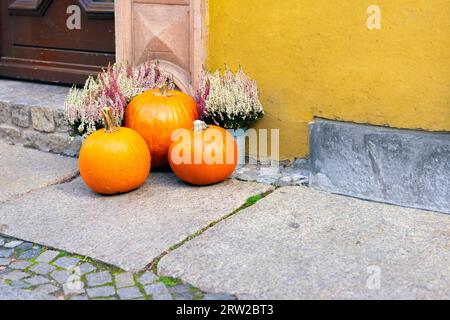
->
[0,0,115,85]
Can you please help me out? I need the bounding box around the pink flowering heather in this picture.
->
[65,59,175,137]
[196,67,264,129]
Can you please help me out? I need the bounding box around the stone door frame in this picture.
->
[115,0,207,94]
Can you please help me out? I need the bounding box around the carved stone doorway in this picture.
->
[115,0,207,94]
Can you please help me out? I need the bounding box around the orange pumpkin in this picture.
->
[169,121,238,186]
[79,107,151,195]
[125,86,198,168]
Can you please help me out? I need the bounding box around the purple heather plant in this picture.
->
[196,67,264,130]
[65,59,175,137]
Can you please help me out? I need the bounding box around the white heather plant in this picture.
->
[65,60,175,137]
[196,67,264,129]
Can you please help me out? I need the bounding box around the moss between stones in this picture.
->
[159,276,183,287]
[149,190,273,275]
[134,277,150,300]
[50,250,123,275]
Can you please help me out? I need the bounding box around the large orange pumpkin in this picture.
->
[79,108,151,195]
[169,121,238,186]
[125,87,198,168]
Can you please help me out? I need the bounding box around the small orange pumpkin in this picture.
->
[125,86,198,168]
[79,107,151,195]
[169,121,238,186]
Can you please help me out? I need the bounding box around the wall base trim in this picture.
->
[309,119,450,214]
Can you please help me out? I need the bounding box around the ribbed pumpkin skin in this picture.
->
[169,125,238,186]
[79,127,151,195]
[125,89,198,168]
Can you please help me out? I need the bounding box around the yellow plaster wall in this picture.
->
[207,0,450,159]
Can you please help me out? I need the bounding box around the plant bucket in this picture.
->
[231,128,247,169]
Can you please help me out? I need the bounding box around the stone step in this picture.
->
[0,79,81,157]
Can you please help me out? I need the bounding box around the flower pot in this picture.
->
[230,128,247,169]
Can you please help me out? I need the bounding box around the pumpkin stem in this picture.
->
[101,107,118,133]
[156,84,173,97]
[193,120,209,132]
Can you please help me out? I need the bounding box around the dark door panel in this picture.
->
[0,0,115,85]
[8,0,53,16]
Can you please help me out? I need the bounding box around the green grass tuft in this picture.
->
[245,194,263,206]
[159,276,183,287]
[149,190,273,274]
[3,279,12,286]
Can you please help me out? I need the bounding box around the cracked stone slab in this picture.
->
[159,187,450,300]
[0,142,78,203]
[0,172,272,271]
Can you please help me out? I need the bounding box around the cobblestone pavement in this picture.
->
[0,234,236,300]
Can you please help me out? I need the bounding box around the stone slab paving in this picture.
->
[0,171,272,271]
[0,234,234,300]
[0,142,78,203]
[159,187,450,300]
